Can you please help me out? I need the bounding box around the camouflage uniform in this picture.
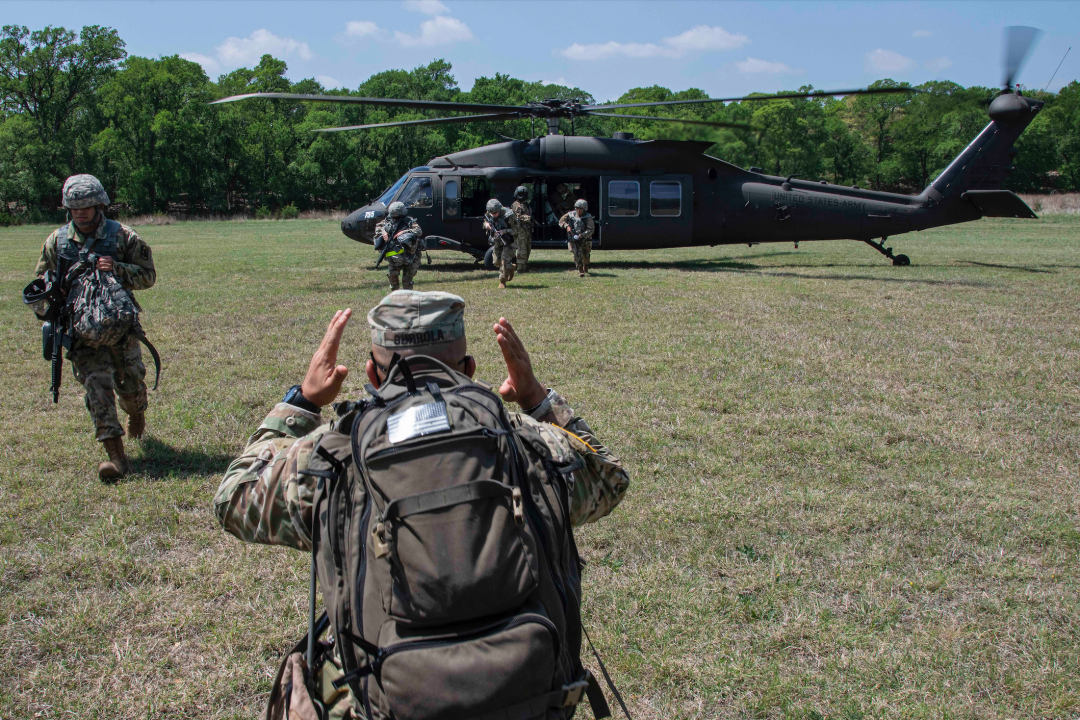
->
[215,391,629,550]
[510,200,533,272]
[36,218,156,440]
[558,211,596,275]
[374,216,423,291]
[483,208,520,284]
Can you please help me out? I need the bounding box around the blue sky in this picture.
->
[8,1,1078,101]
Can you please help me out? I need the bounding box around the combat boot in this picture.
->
[498,281,506,290]
[99,437,129,480]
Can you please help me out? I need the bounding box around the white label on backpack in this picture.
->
[387,401,451,444]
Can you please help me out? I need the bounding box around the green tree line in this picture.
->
[2,24,1078,223]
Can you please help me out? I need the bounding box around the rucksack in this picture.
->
[302,356,612,720]
[67,266,139,348]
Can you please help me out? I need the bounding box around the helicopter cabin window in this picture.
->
[398,176,433,209]
[460,176,489,217]
[608,180,639,217]
[650,181,681,217]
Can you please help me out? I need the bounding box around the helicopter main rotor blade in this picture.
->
[211,92,524,114]
[1003,26,1042,89]
[586,112,752,130]
[586,86,920,112]
[313,112,525,133]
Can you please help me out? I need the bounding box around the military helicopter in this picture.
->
[214,27,1044,268]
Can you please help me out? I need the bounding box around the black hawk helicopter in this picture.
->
[214,27,1044,268]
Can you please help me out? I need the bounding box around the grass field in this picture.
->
[1,216,1078,720]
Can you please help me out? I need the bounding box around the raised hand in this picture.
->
[493,317,546,409]
[301,308,352,407]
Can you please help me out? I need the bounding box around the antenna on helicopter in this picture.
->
[1044,46,1071,92]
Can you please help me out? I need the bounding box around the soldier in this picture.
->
[35,174,156,479]
[374,201,423,291]
[214,291,630,716]
[510,185,533,273]
[559,199,596,277]
[483,198,520,289]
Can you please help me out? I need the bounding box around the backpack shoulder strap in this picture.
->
[104,219,121,239]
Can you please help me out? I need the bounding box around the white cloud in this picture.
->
[913,29,933,38]
[864,48,914,73]
[317,75,345,88]
[403,0,449,14]
[216,29,312,66]
[541,78,569,86]
[665,25,750,52]
[560,41,675,60]
[556,24,749,61]
[346,21,380,37]
[180,52,220,75]
[925,56,953,73]
[735,57,798,74]
[394,15,473,46]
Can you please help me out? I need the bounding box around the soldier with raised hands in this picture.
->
[34,174,156,480]
[559,198,596,277]
[214,291,630,719]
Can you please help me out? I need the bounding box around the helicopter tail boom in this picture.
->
[916,93,1044,228]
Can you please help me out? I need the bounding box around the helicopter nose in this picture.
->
[341,204,385,242]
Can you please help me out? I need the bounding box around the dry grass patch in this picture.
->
[1,217,1078,719]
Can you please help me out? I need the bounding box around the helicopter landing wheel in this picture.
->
[892,254,911,267]
[483,246,496,271]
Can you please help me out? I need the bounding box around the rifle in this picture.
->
[374,230,418,269]
[41,255,73,403]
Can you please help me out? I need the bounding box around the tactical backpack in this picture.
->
[296,357,616,720]
[67,267,139,348]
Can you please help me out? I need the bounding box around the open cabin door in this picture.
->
[600,175,692,249]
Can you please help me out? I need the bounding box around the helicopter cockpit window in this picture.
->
[608,181,640,217]
[378,175,408,206]
[650,181,681,217]
[398,177,433,209]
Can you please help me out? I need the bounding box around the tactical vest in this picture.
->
[56,219,121,264]
[485,212,516,247]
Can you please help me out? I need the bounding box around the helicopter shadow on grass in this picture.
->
[590,257,994,288]
[123,436,232,481]
[958,260,1056,274]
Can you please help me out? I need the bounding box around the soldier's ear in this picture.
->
[365,358,381,386]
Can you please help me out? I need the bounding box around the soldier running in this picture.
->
[483,198,521,289]
[34,174,156,479]
[374,201,423,291]
[510,185,533,273]
[558,199,595,277]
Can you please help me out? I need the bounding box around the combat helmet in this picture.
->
[388,201,407,218]
[62,174,109,209]
[574,199,588,211]
[513,186,528,200]
[486,198,503,214]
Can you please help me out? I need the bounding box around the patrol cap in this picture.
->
[62,174,109,209]
[368,290,465,349]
